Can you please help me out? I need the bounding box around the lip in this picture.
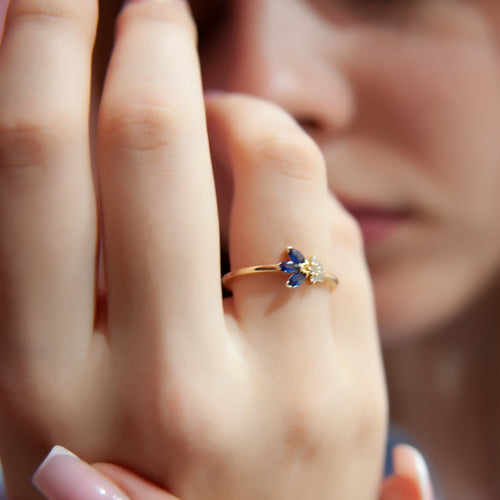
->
[342,203,410,248]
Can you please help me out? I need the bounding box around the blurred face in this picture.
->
[192,0,500,341]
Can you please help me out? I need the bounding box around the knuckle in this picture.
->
[282,384,335,451]
[284,413,321,453]
[149,383,235,459]
[250,128,326,183]
[331,207,364,253]
[183,406,233,459]
[118,0,197,44]
[8,0,73,21]
[6,0,95,35]
[0,107,78,169]
[0,365,68,443]
[351,385,388,449]
[100,97,182,153]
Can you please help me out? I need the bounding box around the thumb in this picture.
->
[33,446,179,500]
[380,475,421,500]
[380,445,434,500]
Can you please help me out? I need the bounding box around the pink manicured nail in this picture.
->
[33,446,130,500]
[393,444,434,500]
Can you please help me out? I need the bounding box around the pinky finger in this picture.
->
[32,446,179,500]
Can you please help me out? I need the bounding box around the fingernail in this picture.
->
[393,445,434,500]
[33,446,130,500]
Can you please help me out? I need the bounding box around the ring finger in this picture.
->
[207,94,337,344]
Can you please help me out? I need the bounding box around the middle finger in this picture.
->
[98,0,224,346]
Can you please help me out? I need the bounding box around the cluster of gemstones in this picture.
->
[279,247,326,288]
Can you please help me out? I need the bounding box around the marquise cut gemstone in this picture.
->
[287,272,306,288]
[280,261,299,273]
[288,247,305,264]
[279,248,328,288]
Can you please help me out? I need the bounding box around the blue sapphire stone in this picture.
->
[287,272,306,288]
[279,261,299,273]
[288,247,305,264]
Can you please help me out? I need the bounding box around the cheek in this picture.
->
[363,34,500,174]
[404,38,500,263]
[357,34,500,340]
[402,39,500,278]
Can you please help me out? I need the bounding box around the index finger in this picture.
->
[0,0,98,367]
[97,0,225,355]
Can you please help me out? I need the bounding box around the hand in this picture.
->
[31,445,432,500]
[0,0,386,499]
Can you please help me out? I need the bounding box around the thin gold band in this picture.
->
[222,247,339,292]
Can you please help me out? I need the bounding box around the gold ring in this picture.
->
[222,247,339,292]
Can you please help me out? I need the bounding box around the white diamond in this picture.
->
[300,257,325,284]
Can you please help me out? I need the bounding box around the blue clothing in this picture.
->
[385,424,418,476]
[385,426,444,500]
[0,465,6,500]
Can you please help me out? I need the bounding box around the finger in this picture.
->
[207,94,338,339]
[98,0,223,346]
[32,445,180,500]
[391,445,434,500]
[380,475,422,500]
[94,464,180,500]
[0,0,98,365]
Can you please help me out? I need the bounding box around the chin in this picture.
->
[372,264,485,345]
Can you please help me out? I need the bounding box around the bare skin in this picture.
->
[0,1,386,499]
[30,447,427,500]
[2,0,500,499]
[186,1,500,499]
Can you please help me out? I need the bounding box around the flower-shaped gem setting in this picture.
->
[279,247,326,288]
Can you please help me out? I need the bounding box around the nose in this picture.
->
[203,0,356,138]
